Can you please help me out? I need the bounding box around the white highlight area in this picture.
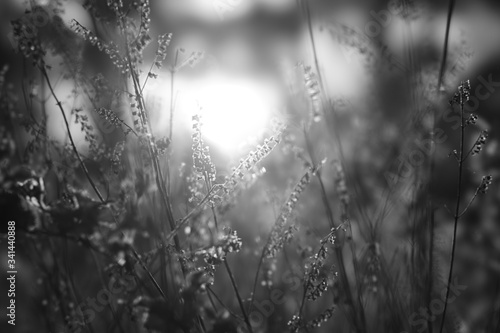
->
[187,73,278,152]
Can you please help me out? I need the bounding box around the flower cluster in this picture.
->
[303,306,336,329]
[306,275,328,301]
[11,19,45,67]
[450,79,471,105]
[73,108,98,152]
[176,50,205,71]
[478,175,493,194]
[465,113,478,127]
[155,137,170,155]
[472,130,488,155]
[111,141,125,175]
[91,74,111,101]
[192,114,216,183]
[154,33,173,69]
[199,230,242,284]
[223,134,281,196]
[131,0,152,57]
[326,21,396,71]
[187,171,206,204]
[363,242,381,293]
[72,20,129,74]
[304,229,339,301]
[203,230,242,265]
[333,161,349,212]
[138,0,151,32]
[287,315,302,333]
[301,64,321,123]
[264,167,314,258]
[106,0,124,14]
[96,107,129,135]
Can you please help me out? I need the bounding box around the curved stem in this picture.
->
[41,65,169,302]
[458,189,479,218]
[439,98,464,333]
[40,67,105,203]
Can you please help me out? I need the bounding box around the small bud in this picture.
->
[479,175,493,194]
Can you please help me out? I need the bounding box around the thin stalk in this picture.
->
[207,286,244,321]
[203,173,252,332]
[295,233,330,331]
[432,1,456,327]
[437,0,456,90]
[248,250,265,313]
[170,50,180,141]
[458,188,479,218]
[224,259,254,333]
[303,0,324,92]
[40,65,168,303]
[40,67,105,203]
[303,128,364,333]
[119,15,185,268]
[301,6,365,329]
[439,93,465,333]
[428,205,435,333]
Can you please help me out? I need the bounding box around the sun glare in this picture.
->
[188,73,279,152]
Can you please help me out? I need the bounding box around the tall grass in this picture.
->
[0,1,497,333]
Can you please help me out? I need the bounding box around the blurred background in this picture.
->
[0,0,499,332]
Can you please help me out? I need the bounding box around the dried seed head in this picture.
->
[472,130,489,155]
[465,113,478,127]
[450,79,471,105]
[478,175,493,194]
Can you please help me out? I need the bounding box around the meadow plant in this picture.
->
[1,1,499,333]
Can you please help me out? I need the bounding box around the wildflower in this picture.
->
[362,242,381,293]
[302,64,322,123]
[304,306,336,329]
[73,108,98,153]
[465,113,478,127]
[72,20,129,74]
[450,79,471,105]
[478,175,493,194]
[263,168,314,258]
[106,0,124,13]
[191,113,216,183]
[472,130,488,155]
[154,33,173,69]
[177,51,205,70]
[155,137,170,155]
[111,141,125,175]
[199,229,242,285]
[334,161,349,210]
[222,132,282,196]
[11,19,45,66]
[287,315,302,333]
